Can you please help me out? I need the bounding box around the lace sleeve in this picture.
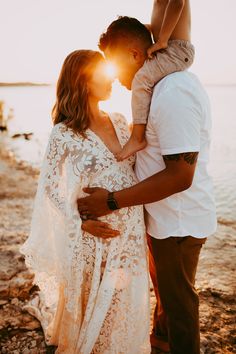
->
[20,123,83,302]
[44,127,68,215]
[41,124,73,218]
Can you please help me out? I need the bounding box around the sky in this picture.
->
[0,0,236,84]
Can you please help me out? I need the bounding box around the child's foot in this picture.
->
[115,138,147,161]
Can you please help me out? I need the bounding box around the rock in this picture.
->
[31,339,37,347]
[0,101,8,131]
[0,299,8,305]
[11,297,19,306]
[30,349,39,354]
[0,270,34,300]
[0,250,26,280]
[0,302,41,330]
[200,334,209,350]
[0,243,35,301]
[26,331,33,336]
[22,349,31,354]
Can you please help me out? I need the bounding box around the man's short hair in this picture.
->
[99,16,152,52]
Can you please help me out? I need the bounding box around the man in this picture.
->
[77,16,217,354]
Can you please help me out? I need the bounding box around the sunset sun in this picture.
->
[104,61,118,80]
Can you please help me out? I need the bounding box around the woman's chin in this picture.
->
[119,78,131,90]
[100,92,112,101]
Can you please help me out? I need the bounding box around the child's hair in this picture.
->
[99,16,152,52]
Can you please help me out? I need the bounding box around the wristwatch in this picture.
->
[107,192,119,211]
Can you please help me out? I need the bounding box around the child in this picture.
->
[116,0,195,161]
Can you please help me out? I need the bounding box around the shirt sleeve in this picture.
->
[151,87,201,155]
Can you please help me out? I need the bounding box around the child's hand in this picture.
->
[147,40,168,59]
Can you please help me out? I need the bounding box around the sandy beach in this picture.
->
[0,147,235,354]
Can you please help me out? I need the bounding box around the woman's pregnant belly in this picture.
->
[88,165,145,235]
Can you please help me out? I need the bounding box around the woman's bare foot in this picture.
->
[115,137,147,161]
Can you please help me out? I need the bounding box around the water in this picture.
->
[0,83,236,223]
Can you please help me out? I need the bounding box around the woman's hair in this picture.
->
[52,49,103,136]
[99,16,152,53]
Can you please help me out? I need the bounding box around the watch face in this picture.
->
[107,192,119,210]
[108,199,118,210]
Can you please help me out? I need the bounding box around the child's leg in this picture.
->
[115,124,147,161]
[151,0,166,42]
[133,40,194,120]
[131,40,194,128]
[158,39,195,74]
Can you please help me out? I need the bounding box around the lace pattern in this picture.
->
[20,113,151,353]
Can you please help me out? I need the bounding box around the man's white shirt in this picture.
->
[135,71,217,239]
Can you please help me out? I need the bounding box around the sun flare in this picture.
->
[104,62,117,79]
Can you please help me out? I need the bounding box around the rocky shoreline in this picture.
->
[0,148,235,353]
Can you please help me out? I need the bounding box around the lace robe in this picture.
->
[20,113,151,354]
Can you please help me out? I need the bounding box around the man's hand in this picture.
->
[81,219,120,239]
[77,187,111,218]
[147,40,168,59]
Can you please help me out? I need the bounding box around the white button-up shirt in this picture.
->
[135,71,217,239]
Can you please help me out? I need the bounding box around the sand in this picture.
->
[0,147,235,354]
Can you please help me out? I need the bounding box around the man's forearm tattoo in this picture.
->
[163,152,198,165]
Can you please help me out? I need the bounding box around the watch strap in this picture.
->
[107,191,119,210]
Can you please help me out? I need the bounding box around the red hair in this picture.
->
[52,50,103,136]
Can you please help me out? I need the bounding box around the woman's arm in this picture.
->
[46,126,119,239]
[43,126,69,216]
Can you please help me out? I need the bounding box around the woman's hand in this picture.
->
[81,219,120,239]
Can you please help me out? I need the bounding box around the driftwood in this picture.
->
[12,133,34,140]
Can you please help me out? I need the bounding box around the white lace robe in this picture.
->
[20,113,151,353]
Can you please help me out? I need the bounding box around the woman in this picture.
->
[20,50,151,353]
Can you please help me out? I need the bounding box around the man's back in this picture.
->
[135,71,217,238]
